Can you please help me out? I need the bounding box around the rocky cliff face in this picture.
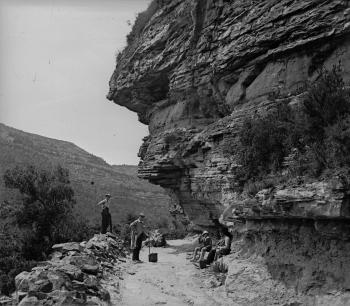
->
[108,0,350,304]
[108,0,350,226]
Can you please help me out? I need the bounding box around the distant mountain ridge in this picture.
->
[0,123,172,227]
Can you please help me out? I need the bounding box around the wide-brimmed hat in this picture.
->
[105,193,111,197]
[202,230,209,235]
[139,213,145,217]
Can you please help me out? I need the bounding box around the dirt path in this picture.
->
[115,239,230,306]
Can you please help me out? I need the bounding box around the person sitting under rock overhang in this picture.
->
[130,213,148,263]
[206,227,232,266]
[190,231,212,262]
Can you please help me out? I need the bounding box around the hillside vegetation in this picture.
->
[0,123,172,227]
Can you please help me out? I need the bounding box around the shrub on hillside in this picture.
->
[0,227,35,295]
[4,165,75,252]
[52,214,94,244]
[1,164,94,295]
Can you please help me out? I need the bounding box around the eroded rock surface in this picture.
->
[108,0,350,304]
[11,233,126,306]
[223,220,350,306]
[108,0,350,226]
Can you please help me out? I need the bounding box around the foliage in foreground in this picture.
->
[230,66,350,191]
[0,165,93,295]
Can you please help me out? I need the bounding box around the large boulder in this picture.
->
[52,242,82,253]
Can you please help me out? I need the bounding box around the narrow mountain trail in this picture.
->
[115,239,231,306]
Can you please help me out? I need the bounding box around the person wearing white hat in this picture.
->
[190,231,212,262]
[130,213,147,262]
[97,193,114,234]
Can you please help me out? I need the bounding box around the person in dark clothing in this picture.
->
[206,227,232,265]
[132,232,146,261]
[101,206,112,234]
[97,194,114,234]
[130,213,148,262]
[190,231,212,262]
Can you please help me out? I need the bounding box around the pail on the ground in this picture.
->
[148,253,158,262]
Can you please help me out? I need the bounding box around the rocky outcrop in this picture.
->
[10,234,125,306]
[221,179,350,223]
[108,0,350,226]
[222,219,350,306]
[107,0,350,304]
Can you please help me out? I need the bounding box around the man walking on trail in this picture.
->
[97,193,113,234]
[130,213,147,263]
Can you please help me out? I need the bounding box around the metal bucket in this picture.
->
[149,253,158,262]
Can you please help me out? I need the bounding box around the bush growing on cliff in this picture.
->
[301,65,350,141]
[126,0,162,45]
[236,104,297,181]
[235,66,350,189]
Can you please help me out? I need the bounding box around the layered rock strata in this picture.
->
[223,220,350,305]
[11,234,125,306]
[108,0,350,304]
[108,0,350,226]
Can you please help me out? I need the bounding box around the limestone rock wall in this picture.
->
[223,220,350,305]
[108,1,350,304]
[108,0,350,226]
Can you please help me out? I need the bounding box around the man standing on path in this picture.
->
[97,193,113,234]
[130,213,148,263]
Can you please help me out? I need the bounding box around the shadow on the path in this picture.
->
[163,240,197,255]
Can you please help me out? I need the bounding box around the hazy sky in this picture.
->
[0,0,151,165]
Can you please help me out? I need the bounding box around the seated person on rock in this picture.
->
[190,231,212,262]
[206,227,232,265]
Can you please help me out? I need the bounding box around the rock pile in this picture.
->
[11,233,126,306]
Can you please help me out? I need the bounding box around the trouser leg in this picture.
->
[133,234,143,261]
[191,247,200,260]
[132,248,138,260]
[101,210,108,234]
[109,213,112,232]
[206,249,216,265]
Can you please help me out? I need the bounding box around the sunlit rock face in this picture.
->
[108,0,350,227]
[108,0,350,303]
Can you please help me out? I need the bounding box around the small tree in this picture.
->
[236,104,296,181]
[4,165,75,256]
[301,65,350,143]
